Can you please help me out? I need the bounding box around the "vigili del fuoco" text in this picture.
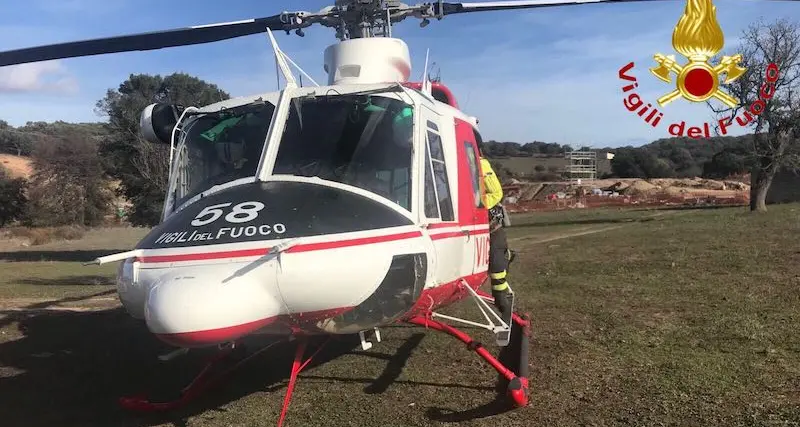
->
[618,61,780,141]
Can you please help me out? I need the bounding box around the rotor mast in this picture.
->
[320,1,434,85]
[327,1,437,40]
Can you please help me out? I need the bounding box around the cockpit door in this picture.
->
[418,105,463,284]
[454,119,490,278]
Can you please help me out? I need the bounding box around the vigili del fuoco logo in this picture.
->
[618,0,780,139]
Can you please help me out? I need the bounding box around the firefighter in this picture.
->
[478,154,514,319]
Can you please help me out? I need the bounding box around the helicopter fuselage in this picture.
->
[117,82,491,348]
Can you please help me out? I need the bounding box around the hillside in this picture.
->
[494,155,613,179]
[483,134,755,182]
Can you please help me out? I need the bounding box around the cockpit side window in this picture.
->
[423,123,454,221]
[272,94,414,211]
[169,101,275,210]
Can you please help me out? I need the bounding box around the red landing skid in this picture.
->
[119,297,531,427]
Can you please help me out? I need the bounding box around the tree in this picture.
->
[0,127,35,156]
[666,146,695,173]
[25,132,113,227]
[709,19,800,212]
[0,166,27,227]
[611,149,642,178]
[95,73,230,226]
[0,121,105,157]
[702,149,750,179]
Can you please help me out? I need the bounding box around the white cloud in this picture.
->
[0,61,79,94]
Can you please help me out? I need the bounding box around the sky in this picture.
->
[0,0,797,147]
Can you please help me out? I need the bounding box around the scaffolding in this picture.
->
[564,150,597,183]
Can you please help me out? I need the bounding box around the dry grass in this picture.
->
[0,206,799,427]
[4,225,87,246]
[0,226,149,299]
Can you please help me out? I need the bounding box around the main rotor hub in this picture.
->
[323,0,438,40]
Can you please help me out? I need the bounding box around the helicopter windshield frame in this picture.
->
[163,99,278,215]
[266,91,417,212]
[162,84,420,220]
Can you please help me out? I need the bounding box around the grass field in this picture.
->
[1,205,799,427]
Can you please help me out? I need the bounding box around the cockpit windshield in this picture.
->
[272,94,414,210]
[169,101,275,209]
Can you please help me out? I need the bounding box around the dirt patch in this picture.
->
[505,177,751,212]
[0,154,32,178]
[511,224,625,246]
[0,296,119,312]
[510,210,684,249]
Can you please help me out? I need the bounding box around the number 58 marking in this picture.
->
[191,201,265,227]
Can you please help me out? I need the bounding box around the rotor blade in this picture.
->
[435,0,671,15]
[0,14,300,67]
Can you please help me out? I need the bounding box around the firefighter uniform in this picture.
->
[479,157,512,317]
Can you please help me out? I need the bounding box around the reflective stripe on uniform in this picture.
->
[492,282,509,291]
[490,271,507,280]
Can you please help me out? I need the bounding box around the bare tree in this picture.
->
[710,19,800,212]
[132,137,170,191]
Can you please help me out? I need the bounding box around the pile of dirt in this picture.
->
[518,183,545,201]
[506,176,751,204]
[535,183,573,200]
[663,186,690,196]
[622,179,658,196]
[698,179,726,191]
[603,181,631,192]
[666,177,703,188]
[724,180,749,191]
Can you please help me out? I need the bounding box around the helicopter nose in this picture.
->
[144,269,283,348]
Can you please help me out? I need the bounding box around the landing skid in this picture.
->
[119,339,286,412]
[119,336,332,427]
[409,283,530,408]
[119,287,531,426]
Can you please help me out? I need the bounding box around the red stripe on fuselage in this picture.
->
[428,226,489,241]
[285,231,421,253]
[155,306,353,347]
[431,231,464,240]
[154,272,490,348]
[137,230,423,264]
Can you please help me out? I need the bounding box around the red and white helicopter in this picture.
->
[0,0,738,425]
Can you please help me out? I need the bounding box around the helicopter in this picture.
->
[0,0,768,425]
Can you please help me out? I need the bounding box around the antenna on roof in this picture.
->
[266,28,319,90]
[421,48,432,96]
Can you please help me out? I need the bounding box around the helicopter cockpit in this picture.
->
[165,90,415,216]
[168,100,276,210]
[272,94,413,210]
